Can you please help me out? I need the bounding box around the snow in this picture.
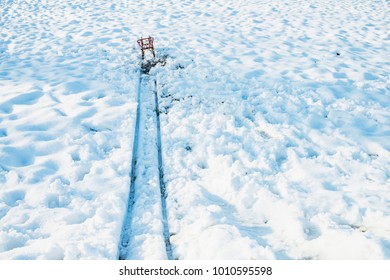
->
[1,0,389,260]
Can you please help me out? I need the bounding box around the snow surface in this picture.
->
[0,0,389,259]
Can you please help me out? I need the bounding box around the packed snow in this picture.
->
[0,0,389,259]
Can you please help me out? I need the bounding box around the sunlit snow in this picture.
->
[0,0,389,259]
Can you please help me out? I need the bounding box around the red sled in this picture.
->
[137,36,156,59]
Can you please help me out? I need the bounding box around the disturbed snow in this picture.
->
[0,0,389,259]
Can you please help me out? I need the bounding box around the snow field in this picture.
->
[150,0,389,259]
[157,56,389,258]
[1,0,389,259]
[1,0,141,259]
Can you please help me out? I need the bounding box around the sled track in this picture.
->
[118,69,172,260]
[118,73,142,260]
[153,78,173,260]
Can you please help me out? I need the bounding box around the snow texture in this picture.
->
[0,0,389,259]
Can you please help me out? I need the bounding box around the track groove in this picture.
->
[118,66,172,260]
[153,78,173,260]
[118,73,142,260]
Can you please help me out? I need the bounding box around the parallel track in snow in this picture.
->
[118,73,142,260]
[118,66,172,260]
[153,78,173,260]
